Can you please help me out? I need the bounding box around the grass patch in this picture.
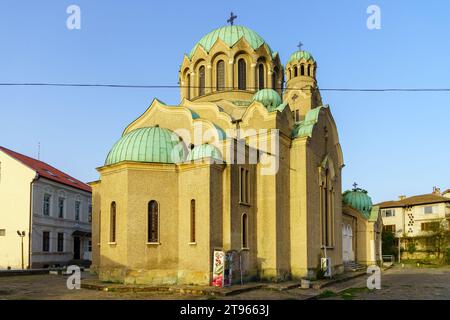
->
[338,287,372,300]
[316,290,337,299]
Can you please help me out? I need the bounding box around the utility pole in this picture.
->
[17,231,26,269]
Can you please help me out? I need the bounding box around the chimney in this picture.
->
[398,195,406,200]
[432,186,441,195]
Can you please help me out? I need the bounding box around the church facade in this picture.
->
[90,24,350,285]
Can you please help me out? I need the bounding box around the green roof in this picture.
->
[252,89,283,112]
[287,50,315,64]
[189,25,272,58]
[186,144,223,162]
[343,189,374,219]
[105,127,186,165]
[292,106,327,138]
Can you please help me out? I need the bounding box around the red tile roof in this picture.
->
[0,146,91,193]
[376,193,450,208]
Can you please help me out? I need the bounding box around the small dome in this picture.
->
[252,89,282,110]
[105,127,186,165]
[343,188,373,219]
[287,50,315,64]
[186,144,223,162]
[189,25,271,58]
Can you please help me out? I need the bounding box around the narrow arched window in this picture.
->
[300,64,305,76]
[198,66,205,96]
[148,200,159,243]
[238,59,246,90]
[308,65,312,76]
[242,213,248,248]
[110,202,116,243]
[216,60,225,91]
[258,64,265,90]
[186,74,191,99]
[293,66,298,77]
[272,68,278,90]
[190,199,196,243]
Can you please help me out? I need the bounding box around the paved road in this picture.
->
[0,266,449,300]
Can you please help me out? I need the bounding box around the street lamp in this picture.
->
[16,230,26,269]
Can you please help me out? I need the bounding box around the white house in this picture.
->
[377,188,450,238]
[0,146,92,269]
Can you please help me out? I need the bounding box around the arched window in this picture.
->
[110,202,116,243]
[242,213,248,248]
[293,66,298,77]
[216,60,225,91]
[190,199,196,243]
[198,66,205,96]
[272,68,278,90]
[307,65,312,76]
[186,74,191,99]
[300,64,305,76]
[238,59,246,90]
[148,200,159,243]
[258,63,265,90]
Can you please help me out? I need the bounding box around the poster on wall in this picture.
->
[212,250,224,287]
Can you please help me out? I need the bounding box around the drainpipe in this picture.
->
[28,173,39,269]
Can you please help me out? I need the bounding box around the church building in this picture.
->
[90,22,352,285]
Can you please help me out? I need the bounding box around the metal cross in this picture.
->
[227,12,237,26]
[353,182,358,190]
[297,42,303,51]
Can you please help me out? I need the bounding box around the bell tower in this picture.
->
[283,44,322,122]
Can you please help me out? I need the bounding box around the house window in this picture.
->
[57,233,64,252]
[421,222,439,231]
[382,209,395,217]
[198,66,205,96]
[190,199,196,243]
[43,231,50,252]
[216,60,225,91]
[0,229,5,236]
[148,200,159,243]
[110,202,116,243]
[88,240,92,252]
[258,63,265,90]
[88,205,92,223]
[294,109,300,122]
[75,201,80,221]
[383,225,396,233]
[43,194,51,216]
[239,168,250,205]
[58,197,65,218]
[238,59,246,90]
[242,213,248,248]
[424,206,436,214]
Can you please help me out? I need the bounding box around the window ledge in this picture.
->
[107,242,117,245]
[241,247,250,251]
[188,242,197,245]
[239,202,251,207]
[146,242,160,245]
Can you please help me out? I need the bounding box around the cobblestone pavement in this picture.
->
[0,266,449,300]
[319,265,450,300]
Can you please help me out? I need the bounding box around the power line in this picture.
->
[1,82,450,92]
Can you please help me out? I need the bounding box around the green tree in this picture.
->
[382,230,397,258]
[429,219,450,261]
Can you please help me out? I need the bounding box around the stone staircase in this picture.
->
[343,261,366,272]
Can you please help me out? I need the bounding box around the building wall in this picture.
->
[0,151,35,269]
[30,178,91,268]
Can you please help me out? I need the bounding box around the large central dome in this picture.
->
[189,25,272,58]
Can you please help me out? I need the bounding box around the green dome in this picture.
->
[287,50,315,64]
[189,25,271,58]
[252,89,282,111]
[186,144,223,162]
[105,127,186,165]
[343,188,373,219]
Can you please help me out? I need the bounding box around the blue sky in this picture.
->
[0,0,449,203]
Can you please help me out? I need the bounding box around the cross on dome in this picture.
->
[227,12,237,26]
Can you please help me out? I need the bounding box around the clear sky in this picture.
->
[1,0,449,203]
